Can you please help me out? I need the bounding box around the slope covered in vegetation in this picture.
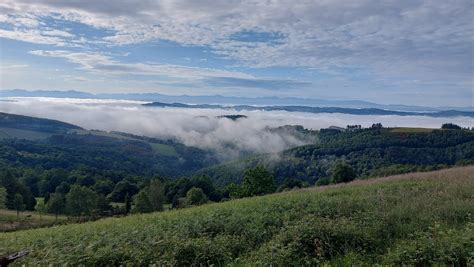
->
[1,166,473,265]
[200,127,474,186]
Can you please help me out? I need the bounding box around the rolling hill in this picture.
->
[0,112,219,178]
[1,166,472,265]
[198,127,474,186]
[0,112,82,140]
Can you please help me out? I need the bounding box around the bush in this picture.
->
[441,123,462,130]
[185,187,208,206]
[241,166,275,197]
[331,163,357,183]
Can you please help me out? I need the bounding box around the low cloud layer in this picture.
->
[0,97,472,159]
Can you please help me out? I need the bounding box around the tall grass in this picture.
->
[1,166,473,265]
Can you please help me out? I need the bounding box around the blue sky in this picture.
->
[0,0,472,106]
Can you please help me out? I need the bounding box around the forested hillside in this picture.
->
[0,113,220,213]
[200,127,474,186]
[0,112,81,133]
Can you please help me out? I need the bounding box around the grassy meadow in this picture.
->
[1,166,473,265]
[0,209,66,232]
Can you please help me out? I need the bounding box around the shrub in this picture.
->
[331,163,357,183]
[185,187,208,206]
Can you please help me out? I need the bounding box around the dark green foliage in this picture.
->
[331,163,357,183]
[200,128,474,186]
[225,183,244,199]
[441,123,462,130]
[93,179,114,195]
[0,187,6,209]
[65,185,98,217]
[316,177,331,186]
[96,194,112,215]
[38,169,68,196]
[55,182,70,194]
[46,193,65,219]
[276,178,308,192]
[165,175,222,205]
[108,180,139,202]
[132,180,166,213]
[132,191,153,213]
[185,187,208,206]
[371,122,383,129]
[124,193,131,215]
[241,166,275,197]
[0,170,36,210]
[12,193,25,218]
[146,180,166,212]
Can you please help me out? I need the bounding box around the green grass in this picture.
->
[150,143,178,157]
[390,127,434,133]
[0,127,53,140]
[70,129,178,157]
[0,209,66,232]
[1,166,473,265]
[68,129,136,140]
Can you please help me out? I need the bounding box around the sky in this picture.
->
[0,0,472,107]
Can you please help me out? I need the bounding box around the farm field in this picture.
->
[1,166,473,265]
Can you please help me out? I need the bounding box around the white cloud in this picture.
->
[1,1,471,69]
[0,28,69,46]
[28,49,253,79]
[41,29,74,38]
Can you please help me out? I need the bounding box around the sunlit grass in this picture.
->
[1,166,472,265]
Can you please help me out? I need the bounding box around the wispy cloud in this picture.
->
[28,50,253,79]
[203,77,311,90]
[28,49,308,90]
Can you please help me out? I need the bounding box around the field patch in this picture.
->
[390,127,434,133]
[0,127,52,140]
[150,143,178,157]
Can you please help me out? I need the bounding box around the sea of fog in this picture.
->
[0,97,472,157]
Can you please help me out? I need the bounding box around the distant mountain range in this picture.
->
[144,102,474,118]
[1,89,473,112]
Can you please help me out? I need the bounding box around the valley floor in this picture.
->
[1,166,473,265]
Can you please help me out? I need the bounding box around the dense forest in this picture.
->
[200,126,474,186]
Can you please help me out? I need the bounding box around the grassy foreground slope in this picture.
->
[1,167,473,265]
